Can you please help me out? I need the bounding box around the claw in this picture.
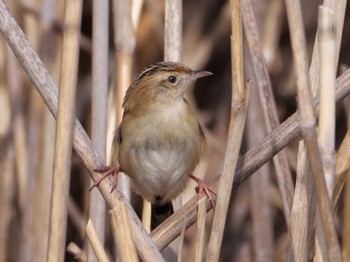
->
[90,166,120,193]
[190,174,217,211]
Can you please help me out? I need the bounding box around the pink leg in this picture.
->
[90,166,120,193]
[190,174,217,211]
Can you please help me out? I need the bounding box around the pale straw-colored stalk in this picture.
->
[110,0,136,216]
[88,0,109,260]
[162,0,183,260]
[194,198,207,262]
[109,203,138,262]
[66,242,87,262]
[47,0,82,261]
[206,1,249,259]
[86,220,109,262]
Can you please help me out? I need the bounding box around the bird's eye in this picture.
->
[167,75,177,84]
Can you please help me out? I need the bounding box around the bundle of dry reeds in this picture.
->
[1,0,350,261]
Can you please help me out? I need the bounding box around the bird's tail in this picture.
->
[151,201,173,230]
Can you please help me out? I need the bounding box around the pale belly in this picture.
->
[119,136,201,203]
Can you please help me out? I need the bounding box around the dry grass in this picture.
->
[1,0,350,261]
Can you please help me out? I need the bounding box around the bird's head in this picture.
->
[123,62,212,111]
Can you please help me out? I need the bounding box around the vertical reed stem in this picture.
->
[47,0,82,261]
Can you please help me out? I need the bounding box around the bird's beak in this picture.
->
[189,70,213,81]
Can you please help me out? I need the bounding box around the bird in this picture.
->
[91,62,216,229]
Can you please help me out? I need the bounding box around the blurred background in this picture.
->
[0,0,350,261]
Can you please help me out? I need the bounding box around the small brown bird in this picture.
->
[92,62,215,229]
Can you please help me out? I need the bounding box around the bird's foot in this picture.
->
[90,166,120,193]
[190,174,217,211]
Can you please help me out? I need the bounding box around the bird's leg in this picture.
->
[90,166,121,193]
[189,174,217,211]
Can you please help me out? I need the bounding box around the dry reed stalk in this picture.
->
[0,3,164,260]
[284,0,341,260]
[206,1,248,260]
[308,0,347,213]
[66,242,87,262]
[131,0,144,30]
[318,6,336,197]
[309,0,347,95]
[164,0,183,215]
[88,0,109,260]
[164,0,182,62]
[286,143,317,261]
[162,1,183,260]
[261,0,283,69]
[246,85,273,262]
[47,0,82,261]
[194,198,207,262]
[314,7,337,261]
[34,1,64,258]
[206,80,250,260]
[151,68,350,251]
[175,217,187,262]
[109,203,138,262]
[242,0,294,223]
[112,0,135,124]
[34,111,55,262]
[142,200,152,233]
[111,0,136,208]
[86,220,109,262]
